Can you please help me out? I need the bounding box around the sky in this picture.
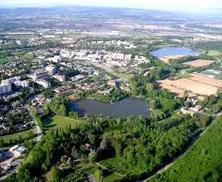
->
[0,0,221,13]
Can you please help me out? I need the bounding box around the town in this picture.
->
[1,6,222,182]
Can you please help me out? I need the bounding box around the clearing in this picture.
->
[44,115,81,130]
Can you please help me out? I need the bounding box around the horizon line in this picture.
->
[0,4,221,17]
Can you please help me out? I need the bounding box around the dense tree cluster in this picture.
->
[151,116,222,182]
[46,97,69,117]
[4,112,210,182]
[130,76,182,121]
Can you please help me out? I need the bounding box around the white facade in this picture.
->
[29,69,48,81]
[36,79,51,89]
[9,145,27,156]
[0,83,12,95]
[46,65,56,75]
[1,76,20,85]
[47,56,61,63]
[14,80,29,88]
[53,74,66,82]
[60,49,73,58]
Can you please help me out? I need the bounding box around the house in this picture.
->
[36,79,51,89]
[14,80,29,88]
[29,69,48,81]
[108,79,122,88]
[0,83,11,95]
[9,145,27,156]
[53,74,66,82]
[46,65,57,75]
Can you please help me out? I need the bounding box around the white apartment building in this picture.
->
[36,79,51,89]
[14,80,29,88]
[46,65,56,75]
[0,83,12,95]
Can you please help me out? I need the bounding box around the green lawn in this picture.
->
[151,116,222,182]
[1,129,34,144]
[207,50,222,56]
[44,115,81,130]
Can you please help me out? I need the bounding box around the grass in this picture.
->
[207,50,222,57]
[44,115,81,130]
[175,71,192,79]
[151,116,222,182]
[1,129,34,143]
[113,72,134,81]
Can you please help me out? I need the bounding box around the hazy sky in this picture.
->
[0,0,221,13]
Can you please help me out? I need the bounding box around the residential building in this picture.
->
[53,74,66,82]
[0,83,12,95]
[14,80,29,88]
[46,65,56,75]
[29,69,48,81]
[36,79,51,89]
[1,76,20,85]
[47,56,61,63]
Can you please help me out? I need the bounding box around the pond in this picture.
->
[69,98,149,118]
[150,47,199,57]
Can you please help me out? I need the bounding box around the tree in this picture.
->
[100,137,111,149]
[71,146,79,159]
[47,167,61,182]
[88,151,97,162]
[94,168,104,181]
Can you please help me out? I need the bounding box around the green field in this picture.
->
[207,50,222,56]
[44,115,81,130]
[151,116,222,182]
[1,129,34,144]
[201,69,222,79]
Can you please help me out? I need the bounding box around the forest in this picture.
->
[151,116,222,182]
[4,110,211,181]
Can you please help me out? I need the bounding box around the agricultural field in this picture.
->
[190,73,222,88]
[183,59,214,68]
[201,69,222,79]
[207,50,222,56]
[151,116,222,182]
[158,73,222,97]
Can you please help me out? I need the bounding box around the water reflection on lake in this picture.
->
[150,47,199,57]
[69,98,149,118]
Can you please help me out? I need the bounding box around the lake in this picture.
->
[150,47,199,57]
[69,98,149,118]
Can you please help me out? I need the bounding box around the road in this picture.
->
[25,105,42,142]
[141,116,219,182]
[0,105,43,180]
